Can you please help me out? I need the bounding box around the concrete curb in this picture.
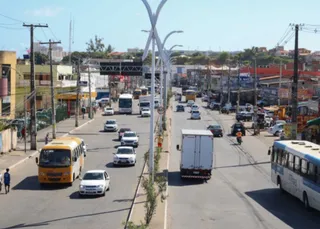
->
[0,118,95,174]
[164,104,172,229]
[125,115,160,228]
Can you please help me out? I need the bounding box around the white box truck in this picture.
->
[176,129,214,179]
[139,95,152,114]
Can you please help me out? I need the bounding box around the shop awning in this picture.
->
[307,117,320,127]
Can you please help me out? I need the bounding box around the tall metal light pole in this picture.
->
[141,0,168,184]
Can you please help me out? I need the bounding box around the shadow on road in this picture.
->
[168,171,205,186]
[69,191,103,199]
[215,161,270,169]
[113,198,133,203]
[2,208,130,229]
[12,176,69,191]
[87,146,115,152]
[246,188,320,229]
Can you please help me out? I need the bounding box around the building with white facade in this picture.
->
[33,42,68,62]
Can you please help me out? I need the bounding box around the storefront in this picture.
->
[56,92,97,115]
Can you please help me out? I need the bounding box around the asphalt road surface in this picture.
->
[0,100,157,229]
[167,90,320,229]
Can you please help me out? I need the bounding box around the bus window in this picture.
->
[294,156,301,173]
[301,159,308,175]
[288,153,294,170]
[277,149,283,164]
[281,151,288,167]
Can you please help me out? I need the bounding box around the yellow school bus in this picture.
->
[35,136,86,185]
[133,89,142,99]
[186,89,196,101]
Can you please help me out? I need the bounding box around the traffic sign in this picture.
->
[157,106,165,114]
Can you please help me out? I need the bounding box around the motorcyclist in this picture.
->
[236,130,242,144]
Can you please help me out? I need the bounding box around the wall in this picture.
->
[0,51,16,119]
[0,128,17,153]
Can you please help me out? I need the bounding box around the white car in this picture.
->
[104,107,114,116]
[187,100,195,107]
[79,170,110,196]
[104,119,118,132]
[190,104,199,112]
[190,110,201,120]
[154,100,160,108]
[121,131,139,147]
[268,123,284,136]
[141,108,151,117]
[113,146,136,166]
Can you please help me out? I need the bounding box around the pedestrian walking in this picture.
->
[4,168,10,194]
[21,126,26,140]
[45,133,49,145]
[0,172,2,192]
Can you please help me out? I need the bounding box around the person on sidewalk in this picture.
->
[4,168,10,194]
[21,126,26,140]
[45,133,49,145]
[0,172,2,192]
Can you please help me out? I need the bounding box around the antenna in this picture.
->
[68,16,72,65]
[72,18,75,44]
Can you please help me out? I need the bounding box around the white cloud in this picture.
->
[25,7,64,17]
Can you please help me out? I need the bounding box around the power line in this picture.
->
[0,13,25,23]
[0,22,20,25]
[48,26,59,41]
[0,25,26,30]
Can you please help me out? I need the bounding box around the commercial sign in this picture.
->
[284,123,297,139]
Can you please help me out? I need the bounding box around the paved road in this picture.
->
[167,92,320,229]
[0,100,157,229]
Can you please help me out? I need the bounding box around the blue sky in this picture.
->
[1,0,320,57]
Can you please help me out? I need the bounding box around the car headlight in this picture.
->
[98,185,104,188]
[79,185,84,189]
[63,172,70,175]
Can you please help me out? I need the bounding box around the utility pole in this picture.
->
[23,23,48,150]
[88,66,92,119]
[291,24,300,140]
[219,66,224,113]
[75,60,81,127]
[236,61,241,114]
[227,64,231,104]
[278,59,283,106]
[253,57,258,135]
[24,95,27,153]
[40,40,61,139]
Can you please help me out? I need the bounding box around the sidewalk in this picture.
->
[0,115,95,173]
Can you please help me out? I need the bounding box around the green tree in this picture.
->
[35,52,48,65]
[106,44,114,53]
[217,52,229,65]
[61,51,89,64]
[86,35,105,53]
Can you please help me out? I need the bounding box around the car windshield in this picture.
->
[120,128,131,133]
[106,120,116,124]
[142,108,150,111]
[83,172,104,180]
[39,149,71,167]
[192,111,199,114]
[209,125,221,129]
[124,132,136,137]
[188,101,194,103]
[234,124,242,128]
[117,148,134,154]
[106,108,113,110]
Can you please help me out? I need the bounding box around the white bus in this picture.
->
[119,94,133,114]
[268,140,320,210]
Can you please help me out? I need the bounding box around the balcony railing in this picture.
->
[19,80,77,88]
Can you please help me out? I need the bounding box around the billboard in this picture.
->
[278,88,313,100]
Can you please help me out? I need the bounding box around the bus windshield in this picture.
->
[133,90,141,95]
[119,98,132,108]
[39,149,71,167]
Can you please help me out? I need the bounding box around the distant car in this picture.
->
[154,100,160,108]
[190,110,201,120]
[268,123,284,136]
[202,96,209,102]
[176,105,185,112]
[121,131,139,148]
[104,119,118,132]
[231,122,246,136]
[187,100,195,107]
[207,124,223,137]
[104,107,114,116]
[190,104,199,112]
[118,128,131,140]
[113,146,136,166]
[79,170,110,196]
[141,108,151,117]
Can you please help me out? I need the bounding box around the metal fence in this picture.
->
[15,103,68,138]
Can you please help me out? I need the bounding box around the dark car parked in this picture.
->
[118,128,131,140]
[207,124,223,137]
[231,122,246,136]
[176,105,185,112]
